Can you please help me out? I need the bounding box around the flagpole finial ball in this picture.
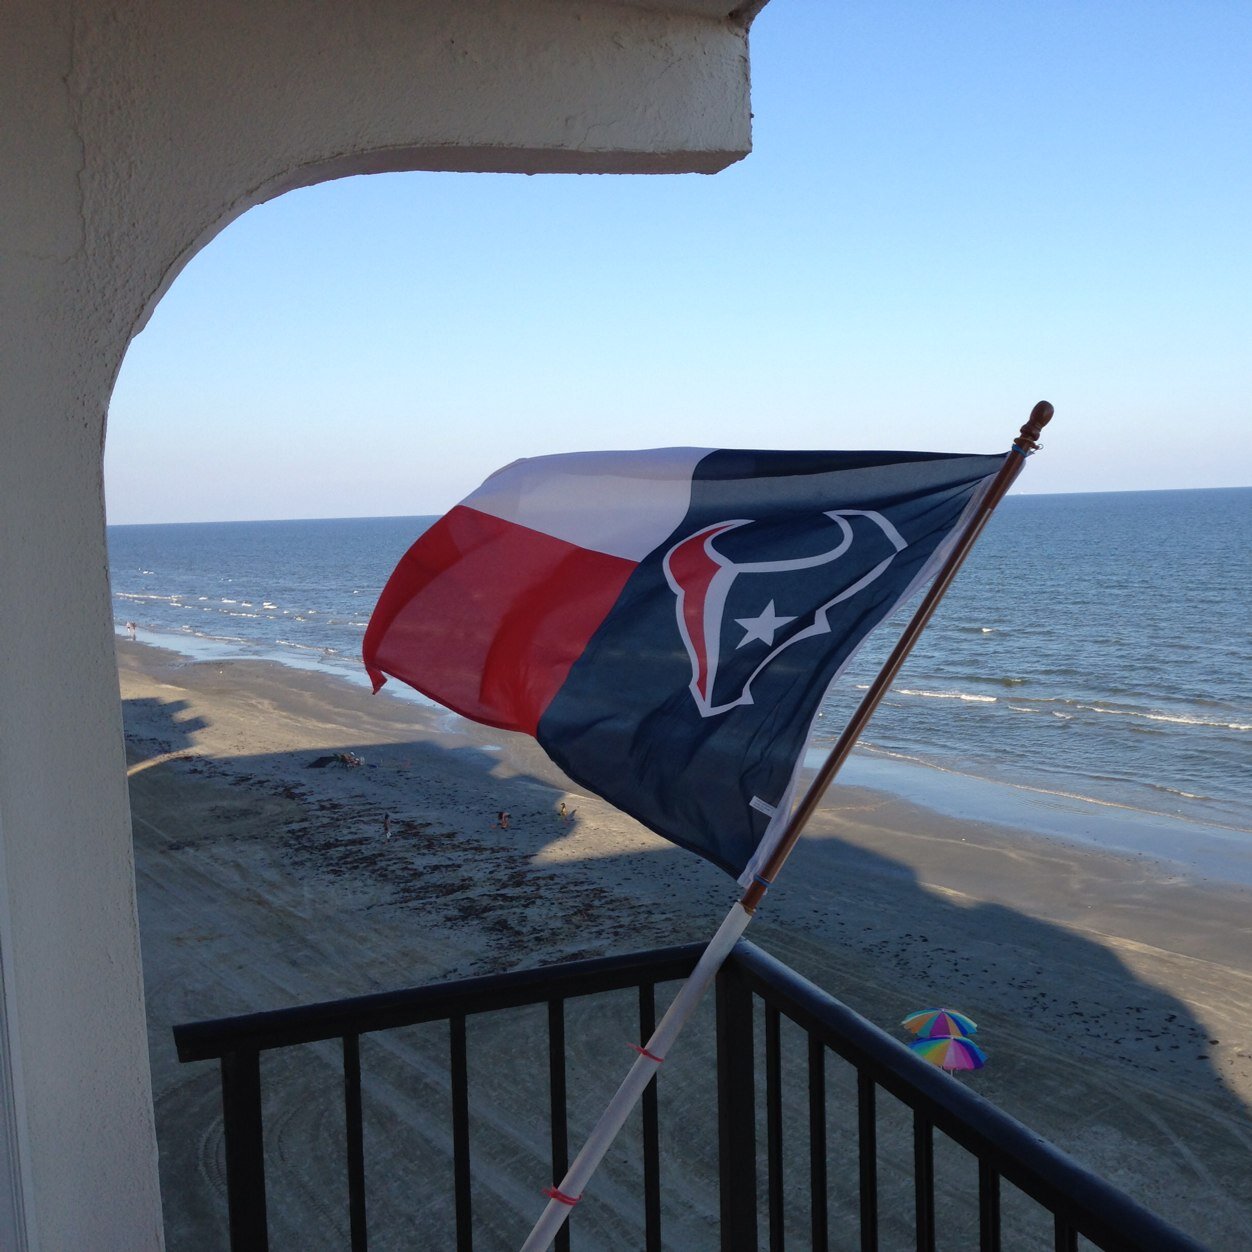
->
[1016,401,1054,453]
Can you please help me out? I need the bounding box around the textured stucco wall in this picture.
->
[0,0,754,1246]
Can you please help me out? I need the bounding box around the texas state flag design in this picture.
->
[364,447,1003,881]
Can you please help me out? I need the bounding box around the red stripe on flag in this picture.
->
[364,505,636,736]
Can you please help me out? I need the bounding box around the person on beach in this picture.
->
[125,621,137,641]
[558,801,567,822]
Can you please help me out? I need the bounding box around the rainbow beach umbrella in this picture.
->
[909,1035,987,1072]
[901,1008,978,1039]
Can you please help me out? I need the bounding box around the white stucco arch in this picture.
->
[0,2,764,1245]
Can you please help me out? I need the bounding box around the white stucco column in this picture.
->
[0,0,760,1246]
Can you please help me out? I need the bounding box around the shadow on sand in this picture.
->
[123,692,1250,1250]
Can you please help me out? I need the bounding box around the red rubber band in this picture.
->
[543,1186,580,1206]
[629,1042,665,1063]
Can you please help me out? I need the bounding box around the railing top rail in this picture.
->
[175,941,704,1063]
[728,941,1207,1252]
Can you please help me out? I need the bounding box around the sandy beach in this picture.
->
[118,640,1252,1249]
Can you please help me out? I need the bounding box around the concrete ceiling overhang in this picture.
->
[590,0,770,22]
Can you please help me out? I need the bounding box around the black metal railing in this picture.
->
[720,943,1209,1252]
[173,940,1205,1251]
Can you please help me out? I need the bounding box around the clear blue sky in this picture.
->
[105,1,1252,524]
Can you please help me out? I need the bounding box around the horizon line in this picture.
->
[106,482,1251,529]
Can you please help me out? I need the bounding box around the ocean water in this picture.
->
[107,488,1251,862]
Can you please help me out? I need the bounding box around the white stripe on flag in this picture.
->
[464,448,710,561]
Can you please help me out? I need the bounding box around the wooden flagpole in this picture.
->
[520,402,1053,1252]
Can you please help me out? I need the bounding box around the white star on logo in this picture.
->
[734,600,796,649]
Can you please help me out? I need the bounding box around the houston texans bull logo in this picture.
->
[662,510,907,718]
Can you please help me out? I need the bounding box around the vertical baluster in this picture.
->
[638,983,662,1252]
[766,1006,784,1251]
[547,999,570,1252]
[715,960,758,1252]
[219,1046,267,1252]
[857,1071,877,1252]
[220,1047,269,1252]
[450,1014,473,1250]
[343,1034,368,1251]
[913,1112,935,1252]
[978,1160,1000,1252]
[1054,1217,1078,1252]
[808,1037,827,1252]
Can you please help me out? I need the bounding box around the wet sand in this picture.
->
[118,641,1252,1249]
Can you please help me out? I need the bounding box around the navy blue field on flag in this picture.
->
[364,446,1003,881]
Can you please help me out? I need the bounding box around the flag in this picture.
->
[364,446,1003,882]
